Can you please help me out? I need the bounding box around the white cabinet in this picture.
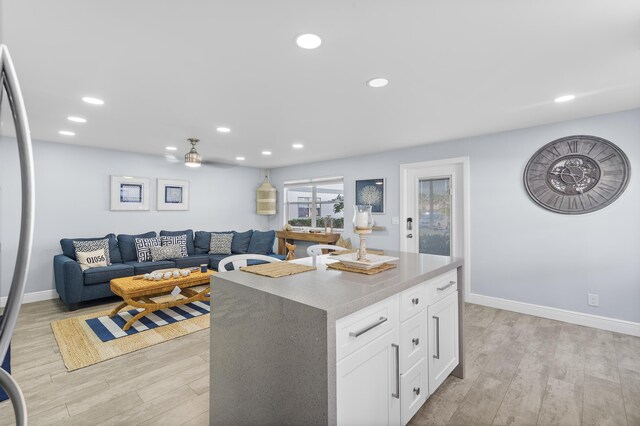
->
[337,329,401,426]
[336,269,460,426]
[427,291,459,395]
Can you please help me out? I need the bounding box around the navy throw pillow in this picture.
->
[231,230,253,254]
[117,231,157,262]
[247,230,276,255]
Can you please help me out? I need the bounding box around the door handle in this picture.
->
[349,317,387,338]
[406,233,413,238]
[433,316,440,359]
[391,343,400,399]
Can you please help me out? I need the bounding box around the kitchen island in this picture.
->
[209,252,464,425]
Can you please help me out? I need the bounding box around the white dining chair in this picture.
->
[306,244,348,257]
[217,254,282,272]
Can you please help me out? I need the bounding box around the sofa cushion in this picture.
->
[160,230,194,255]
[83,263,134,285]
[118,231,157,262]
[160,235,188,257]
[247,230,276,255]
[134,237,161,262]
[194,231,212,254]
[61,234,122,264]
[231,230,253,254]
[210,233,233,255]
[150,244,182,261]
[124,260,176,275]
[172,255,211,269]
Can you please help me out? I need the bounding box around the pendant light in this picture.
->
[256,170,277,215]
[184,138,202,168]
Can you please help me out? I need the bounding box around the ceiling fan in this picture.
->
[164,137,235,168]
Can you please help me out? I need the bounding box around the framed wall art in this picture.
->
[355,178,385,214]
[110,175,150,211]
[157,179,189,211]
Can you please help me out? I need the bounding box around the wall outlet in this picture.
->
[588,293,599,307]
[392,217,400,225]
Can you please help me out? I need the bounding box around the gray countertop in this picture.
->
[212,251,462,321]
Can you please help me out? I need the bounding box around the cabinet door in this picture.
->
[427,291,459,395]
[337,329,401,426]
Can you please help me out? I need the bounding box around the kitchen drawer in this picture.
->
[400,357,427,425]
[425,270,457,305]
[336,295,399,361]
[399,283,425,322]
[399,310,426,373]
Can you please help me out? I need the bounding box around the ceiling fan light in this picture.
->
[184,138,202,167]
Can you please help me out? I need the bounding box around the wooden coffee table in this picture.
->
[109,270,215,331]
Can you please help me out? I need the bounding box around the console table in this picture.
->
[275,230,340,255]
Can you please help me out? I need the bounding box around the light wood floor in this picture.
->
[0,299,638,425]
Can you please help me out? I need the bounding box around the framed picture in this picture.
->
[110,175,150,211]
[355,178,385,214]
[157,179,189,210]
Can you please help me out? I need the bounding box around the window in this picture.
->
[284,177,344,229]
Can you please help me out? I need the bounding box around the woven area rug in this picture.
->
[51,296,210,371]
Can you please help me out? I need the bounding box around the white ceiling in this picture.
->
[1,0,639,168]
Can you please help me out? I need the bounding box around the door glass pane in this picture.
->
[418,178,451,256]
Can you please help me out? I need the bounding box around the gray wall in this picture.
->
[0,137,268,297]
[268,108,640,323]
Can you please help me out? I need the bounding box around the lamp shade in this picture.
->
[257,176,276,215]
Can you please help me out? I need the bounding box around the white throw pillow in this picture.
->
[76,249,108,271]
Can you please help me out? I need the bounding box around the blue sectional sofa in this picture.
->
[54,229,282,310]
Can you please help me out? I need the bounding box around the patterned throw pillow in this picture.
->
[209,233,233,255]
[73,238,111,265]
[150,244,182,261]
[76,249,108,271]
[161,235,188,257]
[134,237,161,262]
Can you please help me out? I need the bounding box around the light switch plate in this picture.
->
[392,217,400,225]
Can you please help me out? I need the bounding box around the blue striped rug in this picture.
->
[86,301,210,342]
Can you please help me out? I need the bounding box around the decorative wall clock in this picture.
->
[524,135,630,214]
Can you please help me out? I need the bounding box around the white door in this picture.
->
[337,330,401,426]
[427,291,459,394]
[400,158,469,296]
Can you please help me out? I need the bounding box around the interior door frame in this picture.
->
[400,157,470,301]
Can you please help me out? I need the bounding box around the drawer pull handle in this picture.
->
[349,317,387,338]
[412,337,420,346]
[413,386,421,396]
[411,297,419,305]
[392,343,400,399]
[437,281,456,292]
[433,315,440,359]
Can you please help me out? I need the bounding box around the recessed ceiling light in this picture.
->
[367,78,389,88]
[554,94,575,103]
[216,127,231,133]
[82,96,104,105]
[58,130,75,136]
[236,156,246,161]
[67,116,87,123]
[165,146,177,151]
[262,151,272,156]
[292,143,304,149]
[296,34,322,49]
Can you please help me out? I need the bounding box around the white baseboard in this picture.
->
[467,293,640,337]
[0,289,58,308]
